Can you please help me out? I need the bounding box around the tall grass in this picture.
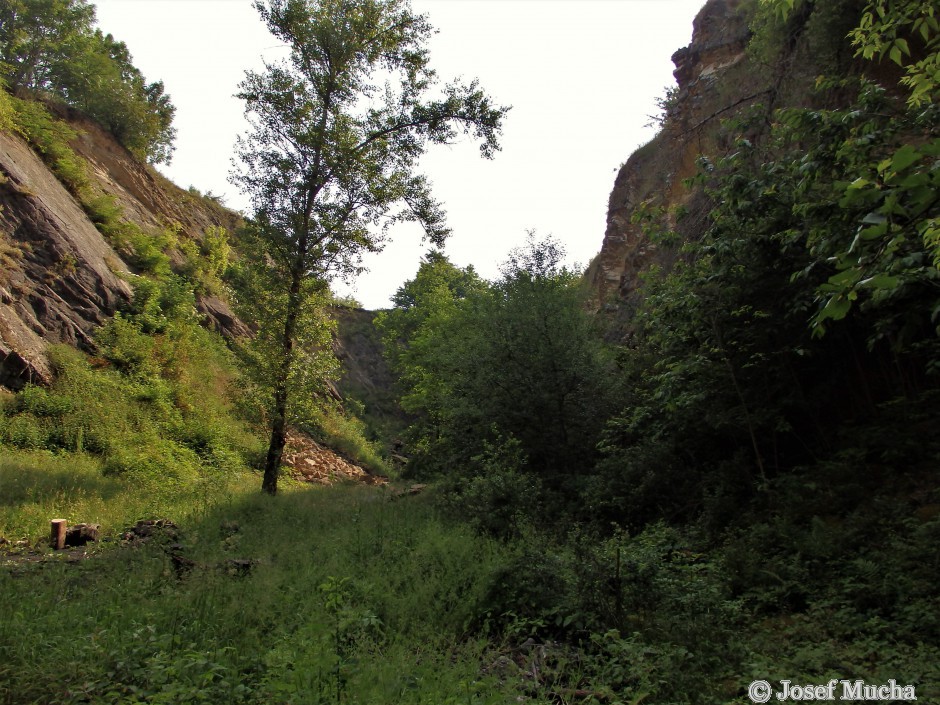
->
[0,451,257,542]
[0,484,518,704]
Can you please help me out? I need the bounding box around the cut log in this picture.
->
[50,519,67,550]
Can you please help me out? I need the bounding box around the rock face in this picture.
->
[589,0,754,310]
[0,103,244,390]
[332,306,407,434]
[0,129,132,388]
[590,0,872,323]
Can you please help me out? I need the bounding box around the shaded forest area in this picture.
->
[1,0,939,703]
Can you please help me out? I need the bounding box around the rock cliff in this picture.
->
[589,0,753,309]
[589,0,866,319]
[0,103,243,390]
[0,99,392,427]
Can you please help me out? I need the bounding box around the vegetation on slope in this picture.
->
[1,0,939,703]
[0,0,175,163]
[229,0,507,494]
[368,0,940,701]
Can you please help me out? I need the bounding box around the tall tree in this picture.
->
[380,237,616,493]
[232,0,508,494]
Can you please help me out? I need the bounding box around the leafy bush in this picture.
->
[13,384,74,417]
[0,412,46,450]
[437,434,541,539]
[0,268,257,495]
[84,196,178,276]
[381,238,618,514]
[180,225,231,295]
[95,313,156,375]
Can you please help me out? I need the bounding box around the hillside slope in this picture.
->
[0,101,244,390]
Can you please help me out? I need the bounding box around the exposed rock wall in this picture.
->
[590,0,754,309]
[0,104,244,390]
[332,306,406,433]
[0,129,132,388]
[591,0,871,321]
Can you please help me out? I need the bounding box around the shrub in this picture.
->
[13,385,73,417]
[437,434,541,539]
[0,413,46,450]
[95,313,155,375]
[180,225,231,295]
[10,96,89,193]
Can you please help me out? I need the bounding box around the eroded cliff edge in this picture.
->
[589,0,752,310]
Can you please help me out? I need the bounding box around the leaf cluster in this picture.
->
[0,0,176,163]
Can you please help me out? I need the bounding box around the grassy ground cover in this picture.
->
[3,442,939,705]
[0,470,520,705]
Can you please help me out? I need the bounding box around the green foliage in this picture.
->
[0,83,16,132]
[232,242,340,428]
[768,81,940,343]
[179,225,232,295]
[381,237,617,513]
[124,275,198,334]
[646,84,680,128]
[2,1,938,702]
[0,0,176,162]
[329,291,362,309]
[0,485,517,704]
[9,94,89,191]
[376,249,487,375]
[83,196,179,277]
[437,434,540,539]
[598,71,939,532]
[231,0,507,493]
[0,272,258,509]
[851,0,940,107]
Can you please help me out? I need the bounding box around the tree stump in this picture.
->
[50,519,67,550]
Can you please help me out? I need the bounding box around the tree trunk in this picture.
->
[262,388,289,495]
[261,266,305,495]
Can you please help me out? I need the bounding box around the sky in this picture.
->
[93,0,706,309]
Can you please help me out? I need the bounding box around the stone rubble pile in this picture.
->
[282,431,386,485]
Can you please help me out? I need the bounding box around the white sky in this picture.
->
[93,0,705,309]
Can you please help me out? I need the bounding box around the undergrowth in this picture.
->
[0,486,516,705]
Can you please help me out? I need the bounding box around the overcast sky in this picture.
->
[93,0,705,309]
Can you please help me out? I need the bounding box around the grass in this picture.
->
[0,451,256,542]
[0,477,520,705]
[0,273,525,703]
[4,446,940,705]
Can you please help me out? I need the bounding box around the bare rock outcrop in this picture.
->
[0,129,132,388]
[591,0,754,309]
[590,0,873,324]
[0,103,247,390]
